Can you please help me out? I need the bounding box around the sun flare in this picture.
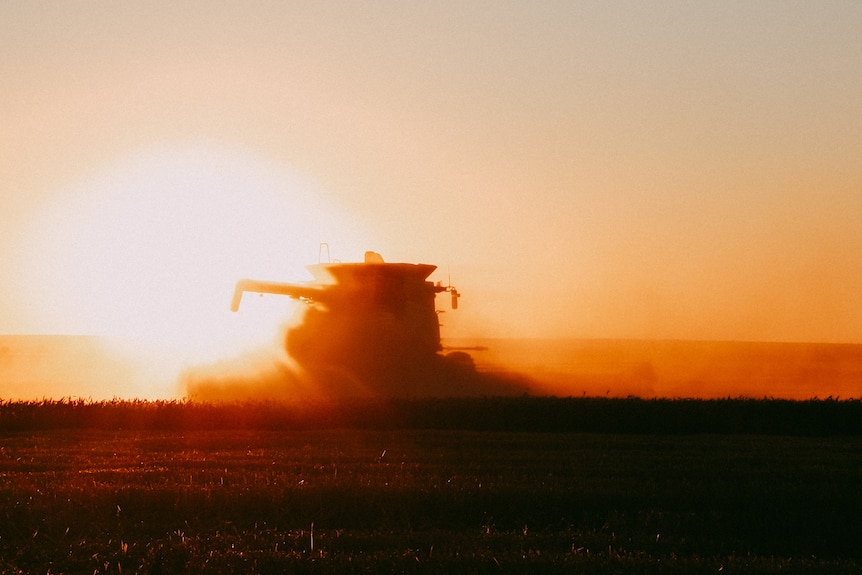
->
[19,143,372,394]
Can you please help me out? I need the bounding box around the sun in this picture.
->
[20,142,373,393]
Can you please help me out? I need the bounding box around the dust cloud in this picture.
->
[4,335,861,402]
[462,338,862,399]
[181,327,529,402]
[181,336,862,402]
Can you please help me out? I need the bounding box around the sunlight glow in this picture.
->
[19,142,372,395]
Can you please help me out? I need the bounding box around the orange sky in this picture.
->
[2,1,861,360]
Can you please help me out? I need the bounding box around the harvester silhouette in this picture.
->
[230,249,488,396]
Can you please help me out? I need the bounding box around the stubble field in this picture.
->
[2,397,862,574]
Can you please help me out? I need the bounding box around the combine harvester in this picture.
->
[230,249,514,397]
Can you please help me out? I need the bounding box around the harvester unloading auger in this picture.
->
[230,250,485,396]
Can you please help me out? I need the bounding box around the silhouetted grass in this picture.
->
[2,396,862,435]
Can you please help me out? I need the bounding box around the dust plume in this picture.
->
[462,338,862,399]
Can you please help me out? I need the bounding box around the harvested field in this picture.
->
[2,398,861,573]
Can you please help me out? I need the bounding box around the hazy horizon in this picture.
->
[3,334,861,401]
[2,2,861,399]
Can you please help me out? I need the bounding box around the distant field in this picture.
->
[0,335,162,400]
[2,398,862,573]
[4,335,862,400]
[457,338,862,399]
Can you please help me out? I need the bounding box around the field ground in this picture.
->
[2,398,862,573]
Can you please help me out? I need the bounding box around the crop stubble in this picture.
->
[1,401,862,573]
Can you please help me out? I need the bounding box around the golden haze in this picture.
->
[1,3,861,399]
